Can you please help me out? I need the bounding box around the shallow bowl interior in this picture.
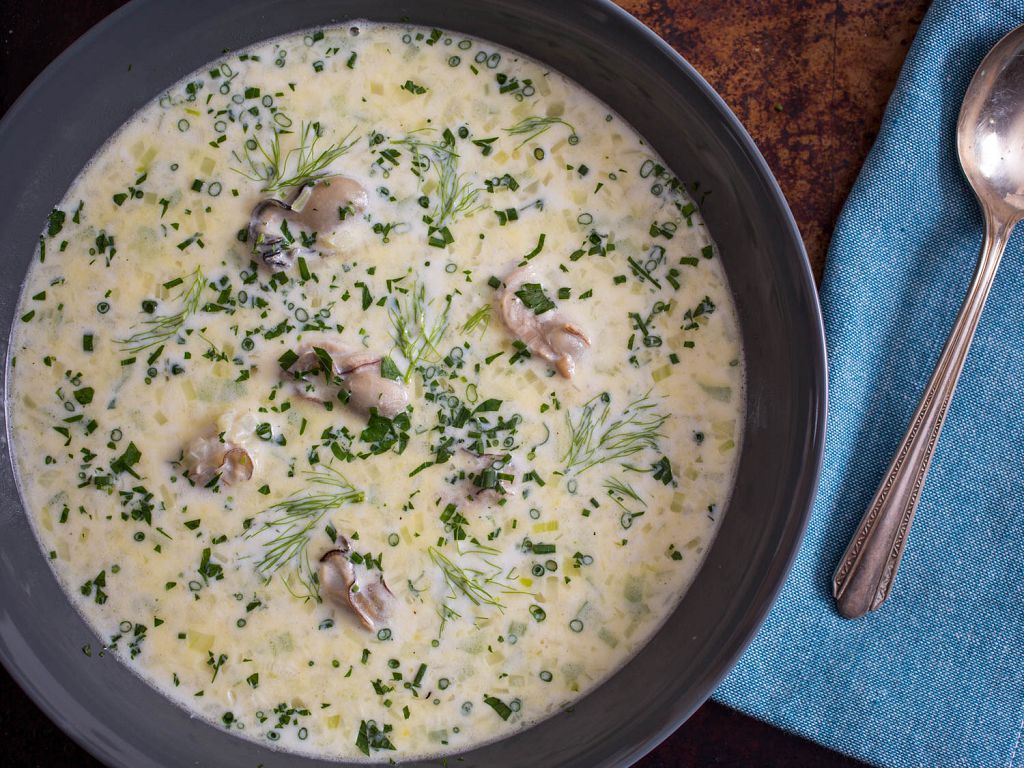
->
[0,1,826,766]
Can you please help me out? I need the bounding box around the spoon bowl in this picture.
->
[958,25,1024,222]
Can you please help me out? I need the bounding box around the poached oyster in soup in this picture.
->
[8,22,743,761]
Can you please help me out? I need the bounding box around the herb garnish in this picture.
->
[388,281,450,382]
[682,296,716,330]
[400,79,427,94]
[116,267,204,353]
[356,719,395,756]
[563,392,668,474]
[428,543,530,626]
[483,694,513,720]
[514,283,555,315]
[505,116,578,148]
[394,130,482,237]
[245,466,364,599]
[234,121,358,194]
[461,304,492,336]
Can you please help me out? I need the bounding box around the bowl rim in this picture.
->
[580,4,829,764]
[0,1,828,765]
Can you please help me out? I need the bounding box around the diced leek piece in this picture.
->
[187,631,215,653]
[651,365,673,383]
[698,382,731,402]
[270,632,294,654]
[597,628,619,648]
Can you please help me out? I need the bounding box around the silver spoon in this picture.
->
[832,25,1024,619]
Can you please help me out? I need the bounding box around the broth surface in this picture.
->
[8,22,743,761]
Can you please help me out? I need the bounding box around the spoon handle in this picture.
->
[832,211,1014,619]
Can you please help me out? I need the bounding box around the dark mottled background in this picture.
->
[617,0,931,280]
[0,0,929,765]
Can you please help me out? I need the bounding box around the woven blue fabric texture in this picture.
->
[713,2,1024,766]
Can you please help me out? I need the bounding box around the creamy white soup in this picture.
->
[8,22,743,761]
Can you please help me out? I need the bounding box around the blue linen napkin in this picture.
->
[712,2,1024,766]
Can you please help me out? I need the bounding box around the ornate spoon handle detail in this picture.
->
[832,212,1013,619]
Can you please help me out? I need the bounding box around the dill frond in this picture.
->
[603,476,645,505]
[233,121,358,194]
[393,131,483,229]
[245,466,364,598]
[392,132,458,163]
[504,116,578,148]
[605,475,647,529]
[428,546,505,608]
[428,541,533,634]
[116,267,205,353]
[436,601,462,638]
[562,392,668,474]
[281,566,320,603]
[461,304,492,336]
[388,281,451,382]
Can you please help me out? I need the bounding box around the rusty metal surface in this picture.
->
[618,0,929,282]
[0,1,929,766]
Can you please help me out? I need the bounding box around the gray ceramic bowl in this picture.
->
[0,1,826,766]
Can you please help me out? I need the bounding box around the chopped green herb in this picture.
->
[514,283,555,314]
[483,694,513,720]
[400,79,428,94]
